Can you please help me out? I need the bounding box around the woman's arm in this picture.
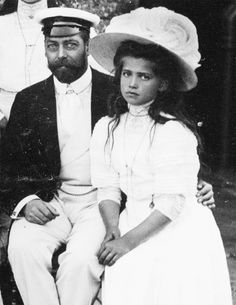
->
[99,199,121,244]
[97,208,171,266]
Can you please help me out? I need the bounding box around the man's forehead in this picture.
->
[45,32,83,41]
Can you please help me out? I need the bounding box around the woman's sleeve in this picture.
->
[150,121,200,220]
[90,117,121,205]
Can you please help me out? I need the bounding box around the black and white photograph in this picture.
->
[0,1,235,305]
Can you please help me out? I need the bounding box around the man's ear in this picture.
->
[85,42,89,56]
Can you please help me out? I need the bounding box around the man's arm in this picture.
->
[0,90,57,216]
[196,180,215,208]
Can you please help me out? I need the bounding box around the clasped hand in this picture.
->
[97,226,131,266]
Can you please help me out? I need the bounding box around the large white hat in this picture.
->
[89,7,201,91]
[35,7,100,37]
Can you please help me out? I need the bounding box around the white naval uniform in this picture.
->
[8,68,105,305]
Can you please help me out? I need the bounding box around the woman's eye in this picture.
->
[140,75,151,81]
[122,71,130,77]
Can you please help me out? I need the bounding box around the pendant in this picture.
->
[149,201,155,209]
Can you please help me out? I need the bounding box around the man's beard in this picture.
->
[48,55,87,84]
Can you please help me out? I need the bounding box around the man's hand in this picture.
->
[196,181,215,209]
[97,237,130,267]
[0,116,7,129]
[24,199,60,225]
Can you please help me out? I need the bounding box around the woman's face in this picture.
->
[120,56,163,106]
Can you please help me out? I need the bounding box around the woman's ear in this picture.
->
[158,80,169,92]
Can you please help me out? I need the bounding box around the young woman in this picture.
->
[90,7,232,305]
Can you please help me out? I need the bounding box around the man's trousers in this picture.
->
[8,192,105,305]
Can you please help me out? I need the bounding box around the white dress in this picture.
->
[90,109,233,305]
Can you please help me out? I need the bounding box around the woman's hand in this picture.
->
[97,237,131,266]
[196,180,215,209]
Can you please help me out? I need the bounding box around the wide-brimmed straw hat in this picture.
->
[89,7,201,92]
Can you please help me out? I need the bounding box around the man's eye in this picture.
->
[65,43,77,49]
[47,44,57,51]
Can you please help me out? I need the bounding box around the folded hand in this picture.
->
[97,237,131,266]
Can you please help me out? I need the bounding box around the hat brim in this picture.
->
[89,32,198,92]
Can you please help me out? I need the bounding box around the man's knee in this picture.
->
[58,251,103,279]
[8,220,53,265]
[8,228,40,262]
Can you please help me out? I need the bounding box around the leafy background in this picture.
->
[56,0,139,32]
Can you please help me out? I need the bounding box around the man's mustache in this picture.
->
[52,58,75,69]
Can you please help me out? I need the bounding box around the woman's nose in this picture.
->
[129,76,138,88]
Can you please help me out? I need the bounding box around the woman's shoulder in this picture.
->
[94,115,113,128]
[93,116,114,136]
[0,12,15,24]
[156,119,197,145]
[0,13,16,35]
[160,119,191,133]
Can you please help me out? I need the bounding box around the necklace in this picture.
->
[123,112,153,197]
[16,12,42,87]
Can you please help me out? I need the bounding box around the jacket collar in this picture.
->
[91,68,112,129]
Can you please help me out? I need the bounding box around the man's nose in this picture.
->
[58,46,67,58]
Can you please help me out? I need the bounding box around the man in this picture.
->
[0,7,111,305]
[0,6,214,305]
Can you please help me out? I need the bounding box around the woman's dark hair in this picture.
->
[106,40,207,179]
[0,0,59,16]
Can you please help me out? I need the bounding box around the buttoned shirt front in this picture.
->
[54,67,95,196]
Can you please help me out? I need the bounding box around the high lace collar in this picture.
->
[17,0,47,20]
[128,100,154,117]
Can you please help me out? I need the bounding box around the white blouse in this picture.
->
[0,1,49,92]
[0,1,50,118]
[91,111,200,221]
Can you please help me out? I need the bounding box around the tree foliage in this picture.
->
[57,0,139,32]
